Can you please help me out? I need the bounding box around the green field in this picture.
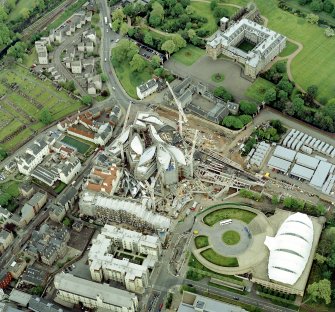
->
[203,208,256,226]
[112,56,152,99]
[279,41,299,57]
[61,136,92,154]
[251,0,335,100]
[195,236,209,249]
[222,231,241,245]
[190,1,238,35]
[171,45,205,66]
[201,248,239,267]
[0,66,82,152]
[245,77,276,103]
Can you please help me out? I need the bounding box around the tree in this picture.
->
[314,253,327,264]
[332,8,335,18]
[221,116,244,129]
[214,86,233,101]
[0,7,8,22]
[306,13,319,24]
[310,0,323,12]
[31,285,44,296]
[119,22,129,36]
[4,0,15,13]
[271,195,280,205]
[151,55,161,68]
[144,33,153,46]
[0,193,11,206]
[112,19,121,32]
[239,115,252,125]
[130,54,146,72]
[0,148,7,161]
[276,62,286,73]
[185,5,195,15]
[172,3,184,16]
[324,0,334,13]
[20,8,30,20]
[325,27,335,37]
[149,2,164,27]
[264,88,277,103]
[112,8,125,21]
[307,85,318,99]
[101,73,108,83]
[291,97,305,117]
[210,0,218,10]
[39,109,52,125]
[322,99,335,119]
[7,42,27,60]
[172,34,186,51]
[161,40,176,56]
[277,77,294,94]
[213,7,227,18]
[307,279,331,304]
[63,217,72,227]
[0,23,11,46]
[278,90,288,101]
[239,101,258,115]
[187,29,196,40]
[112,39,139,63]
[81,95,93,105]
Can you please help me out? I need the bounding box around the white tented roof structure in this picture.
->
[267,156,291,173]
[273,146,296,162]
[264,212,314,285]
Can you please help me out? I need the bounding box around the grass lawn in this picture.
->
[171,45,205,66]
[211,73,225,83]
[61,136,92,154]
[201,248,239,267]
[245,77,275,103]
[203,208,256,226]
[2,128,34,151]
[195,236,209,249]
[54,182,67,194]
[279,41,299,57]
[190,1,238,35]
[112,57,152,99]
[252,0,335,100]
[0,181,20,197]
[237,40,256,52]
[222,231,241,245]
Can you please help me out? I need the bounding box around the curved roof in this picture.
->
[130,134,144,155]
[264,212,313,285]
[138,145,156,166]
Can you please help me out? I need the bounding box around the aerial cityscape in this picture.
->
[0,0,335,311]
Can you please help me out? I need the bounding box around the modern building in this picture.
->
[265,212,314,286]
[35,39,49,65]
[79,192,170,231]
[178,292,247,312]
[54,273,138,311]
[206,18,286,78]
[136,79,158,100]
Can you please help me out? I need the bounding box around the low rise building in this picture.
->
[0,230,14,254]
[54,273,138,311]
[8,259,27,279]
[19,183,34,198]
[16,138,51,175]
[136,79,158,100]
[35,39,49,65]
[88,224,160,293]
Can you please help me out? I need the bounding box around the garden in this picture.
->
[195,235,209,249]
[222,230,241,245]
[0,66,82,152]
[61,136,92,155]
[201,248,239,267]
[203,207,256,226]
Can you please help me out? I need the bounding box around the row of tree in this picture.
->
[261,63,335,133]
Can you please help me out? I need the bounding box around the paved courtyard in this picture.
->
[164,55,253,101]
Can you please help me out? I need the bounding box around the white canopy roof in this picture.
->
[130,134,144,155]
[138,145,156,166]
[167,146,186,165]
[264,212,313,285]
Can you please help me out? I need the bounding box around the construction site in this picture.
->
[78,83,265,235]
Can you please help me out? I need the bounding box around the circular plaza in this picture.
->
[192,203,274,274]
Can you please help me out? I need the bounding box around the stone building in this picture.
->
[206,17,286,78]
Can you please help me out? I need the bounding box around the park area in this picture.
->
[194,235,209,249]
[171,45,205,66]
[203,207,256,226]
[0,66,82,152]
[61,136,93,155]
[249,0,335,100]
[111,56,152,99]
[245,77,275,103]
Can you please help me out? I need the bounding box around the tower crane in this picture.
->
[166,81,187,136]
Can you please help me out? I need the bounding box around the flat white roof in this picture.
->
[295,153,319,170]
[290,164,314,181]
[310,161,332,189]
[273,146,296,162]
[268,156,291,173]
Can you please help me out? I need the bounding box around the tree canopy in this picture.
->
[239,100,258,115]
[39,109,52,125]
[307,279,331,304]
[112,39,139,63]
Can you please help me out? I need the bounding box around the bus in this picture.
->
[220,219,232,226]
[190,201,198,211]
[104,16,107,24]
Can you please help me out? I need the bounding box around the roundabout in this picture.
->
[191,203,274,274]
